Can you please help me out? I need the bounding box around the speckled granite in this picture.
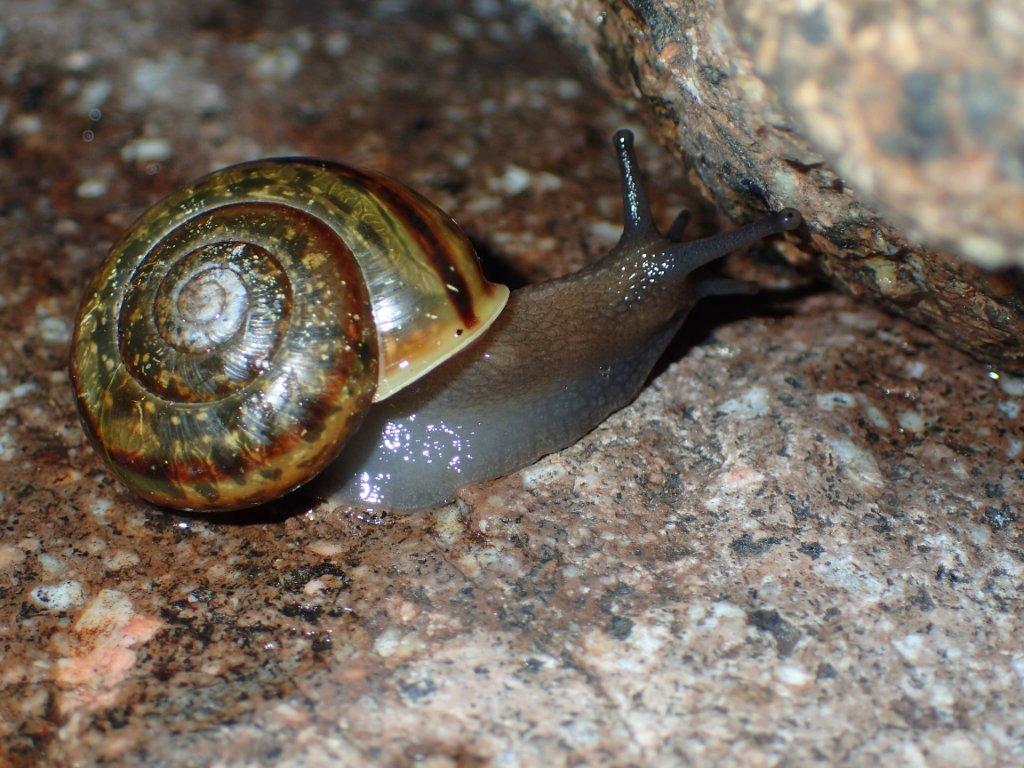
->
[1,1,1022,766]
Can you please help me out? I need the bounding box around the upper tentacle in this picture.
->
[613,129,660,242]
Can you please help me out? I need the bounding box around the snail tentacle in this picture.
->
[613,129,659,242]
[664,208,803,273]
[665,209,692,241]
[690,278,760,300]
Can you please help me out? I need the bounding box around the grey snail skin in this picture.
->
[70,129,801,513]
[313,131,801,512]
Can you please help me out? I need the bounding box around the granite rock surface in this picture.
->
[524,0,1024,372]
[1,1,1022,766]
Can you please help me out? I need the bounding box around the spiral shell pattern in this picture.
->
[71,160,507,511]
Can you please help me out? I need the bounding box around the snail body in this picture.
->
[71,130,800,513]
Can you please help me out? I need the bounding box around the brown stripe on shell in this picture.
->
[334,165,481,329]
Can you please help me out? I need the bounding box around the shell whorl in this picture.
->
[71,160,507,511]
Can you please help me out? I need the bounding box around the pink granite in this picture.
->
[0,1,1021,766]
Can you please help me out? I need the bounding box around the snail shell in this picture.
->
[70,161,508,511]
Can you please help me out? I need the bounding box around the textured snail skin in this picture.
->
[312,131,801,511]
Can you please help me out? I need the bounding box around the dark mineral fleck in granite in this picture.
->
[1,1,1022,766]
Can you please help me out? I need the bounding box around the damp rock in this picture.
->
[524,0,1024,371]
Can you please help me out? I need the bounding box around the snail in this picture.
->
[70,130,801,513]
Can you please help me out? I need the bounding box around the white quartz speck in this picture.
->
[0,382,37,410]
[323,30,351,56]
[63,50,95,72]
[489,164,532,195]
[629,622,668,660]
[77,79,111,114]
[255,47,302,80]
[897,410,925,433]
[121,137,172,163]
[91,498,113,517]
[308,540,346,558]
[770,166,799,199]
[711,601,746,620]
[996,401,1020,419]
[862,404,890,430]
[969,524,991,547]
[432,506,463,545]
[0,432,15,461]
[12,114,42,135]
[935,733,984,764]
[718,386,771,418]
[681,76,702,104]
[374,629,402,657]
[37,553,64,576]
[814,554,886,603]
[75,588,132,632]
[588,220,622,244]
[998,375,1024,397]
[76,178,108,199]
[893,633,926,662]
[83,536,107,555]
[31,580,86,611]
[554,78,582,99]
[372,628,424,659]
[905,361,927,379]
[521,460,567,488]
[837,311,878,331]
[959,234,1007,267]
[132,59,176,98]
[815,391,855,411]
[38,315,71,343]
[827,438,882,487]
[0,544,25,571]
[776,663,811,686]
[104,550,141,571]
